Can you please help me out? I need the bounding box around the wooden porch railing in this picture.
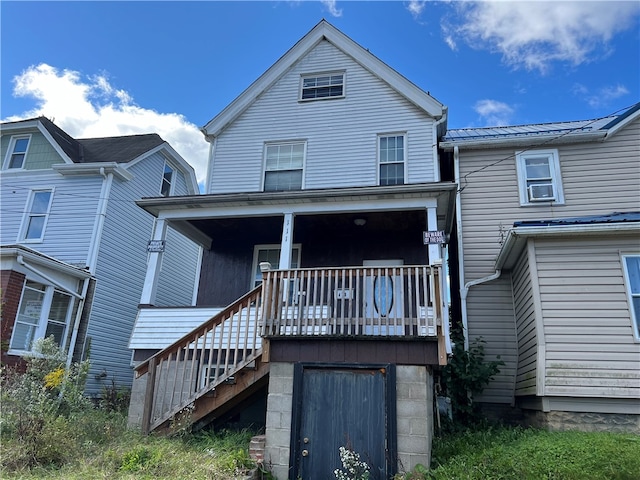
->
[134,285,263,434]
[261,264,443,339]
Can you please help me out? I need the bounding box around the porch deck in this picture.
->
[132,264,448,434]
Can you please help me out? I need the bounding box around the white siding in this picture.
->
[84,152,200,394]
[459,117,640,404]
[534,235,640,399]
[208,40,436,194]
[0,170,101,267]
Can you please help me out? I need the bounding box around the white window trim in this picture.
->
[251,243,302,288]
[160,161,175,196]
[262,140,307,192]
[378,133,407,186]
[18,188,54,243]
[8,280,73,355]
[299,71,346,102]
[515,149,565,206]
[3,134,32,170]
[621,253,640,341]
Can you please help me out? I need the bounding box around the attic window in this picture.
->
[160,162,174,196]
[4,135,31,169]
[300,73,344,100]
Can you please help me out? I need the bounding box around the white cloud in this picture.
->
[444,2,640,73]
[406,0,427,19]
[5,64,208,190]
[474,99,515,126]
[572,82,630,108]
[321,0,342,17]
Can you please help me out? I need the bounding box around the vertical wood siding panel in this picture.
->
[208,41,436,193]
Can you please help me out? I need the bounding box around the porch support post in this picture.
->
[140,218,167,305]
[426,206,442,265]
[279,212,295,269]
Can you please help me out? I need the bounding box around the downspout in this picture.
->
[432,109,448,182]
[66,277,90,369]
[455,145,502,350]
[86,167,113,273]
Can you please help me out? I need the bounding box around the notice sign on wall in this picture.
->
[147,240,165,252]
[423,230,446,245]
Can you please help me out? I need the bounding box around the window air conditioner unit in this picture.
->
[528,183,555,201]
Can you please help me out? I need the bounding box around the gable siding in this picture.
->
[208,40,435,194]
[1,130,65,170]
[511,246,538,396]
[0,170,100,267]
[85,152,200,393]
[459,117,640,404]
[534,235,640,399]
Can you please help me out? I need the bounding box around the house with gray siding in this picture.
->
[0,116,201,395]
[128,20,454,478]
[440,102,640,432]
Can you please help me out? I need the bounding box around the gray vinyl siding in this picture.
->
[512,247,538,396]
[459,116,640,404]
[534,235,640,399]
[84,152,200,394]
[208,40,436,194]
[0,170,101,267]
[154,226,200,307]
[1,129,64,170]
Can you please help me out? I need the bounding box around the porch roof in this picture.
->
[137,183,457,247]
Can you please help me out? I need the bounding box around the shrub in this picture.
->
[0,336,91,467]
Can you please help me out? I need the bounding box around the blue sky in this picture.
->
[2,1,639,186]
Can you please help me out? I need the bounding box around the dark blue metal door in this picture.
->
[292,365,395,480]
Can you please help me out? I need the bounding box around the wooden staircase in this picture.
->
[134,286,267,434]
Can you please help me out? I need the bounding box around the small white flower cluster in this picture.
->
[334,446,370,480]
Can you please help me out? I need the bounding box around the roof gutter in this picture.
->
[440,130,606,151]
[52,162,132,181]
[496,222,640,270]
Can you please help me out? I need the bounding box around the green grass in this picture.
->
[427,426,640,480]
[0,411,258,480]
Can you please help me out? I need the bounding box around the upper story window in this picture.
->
[160,162,174,196]
[516,149,564,205]
[379,134,406,186]
[4,135,31,169]
[21,189,53,242]
[300,72,344,101]
[264,142,305,192]
[9,280,73,353]
[622,255,640,340]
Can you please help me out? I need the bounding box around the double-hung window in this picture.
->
[622,255,640,340]
[516,149,564,205]
[161,162,174,196]
[264,142,305,192]
[9,280,73,353]
[4,135,31,169]
[300,72,344,100]
[21,189,53,242]
[379,134,406,186]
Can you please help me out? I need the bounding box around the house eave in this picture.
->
[495,222,640,270]
[202,20,444,139]
[52,162,133,181]
[0,245,93,279]
[440,130,606,151]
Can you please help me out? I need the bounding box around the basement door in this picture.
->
[291,364,396,480]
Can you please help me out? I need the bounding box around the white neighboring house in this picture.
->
[0,116,202,395]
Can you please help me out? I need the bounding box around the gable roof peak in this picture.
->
[202,20,445,138]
